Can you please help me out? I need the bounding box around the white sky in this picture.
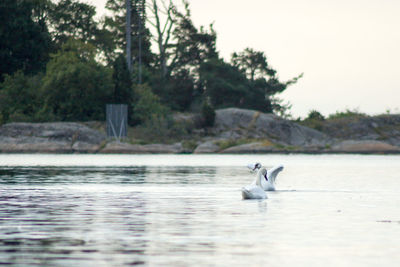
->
[89,0,400,117]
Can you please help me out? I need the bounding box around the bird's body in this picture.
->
[247,163,284,191]
[241,168,268,200]
[241,185,266,199]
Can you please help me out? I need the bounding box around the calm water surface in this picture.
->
[0,154,399,266]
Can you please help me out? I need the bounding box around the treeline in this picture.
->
[0,0,302,126]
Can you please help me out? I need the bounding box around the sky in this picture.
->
[90,0,400,118]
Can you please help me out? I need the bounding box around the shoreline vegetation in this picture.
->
[1,1,398,155]
[1,108,399,154]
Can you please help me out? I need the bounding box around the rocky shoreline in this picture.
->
[0,108,399,154]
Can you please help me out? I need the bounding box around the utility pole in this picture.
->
[138,0,143,84]
[126,0,132,73]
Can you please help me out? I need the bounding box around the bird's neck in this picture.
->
[256,169,264,187]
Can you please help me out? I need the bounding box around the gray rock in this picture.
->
[193,141,220,154]
[320,114,400,144]
[0,136,72,153]
[214,108,330,147]
[0,122,106,153]
[72,141,104,153]
[220,142,277,154]
[1,109,398,154]
[332,140,400,153]
[101,142,185,154]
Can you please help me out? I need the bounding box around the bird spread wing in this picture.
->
[268,165,284,183]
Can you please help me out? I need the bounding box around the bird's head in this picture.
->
[248,162,262,171]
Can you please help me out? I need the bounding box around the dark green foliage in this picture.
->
[245,79,273,113]
[164,69,195,111]
[0,71,43,123]
[171,4,218,73]
[0,0,52,80]
[0,0,303,127]
[133,115,191,144]
[307,110,325,121]
[298,109,325,130]
[131,84,169,124]
[199,58,247,108]
[231,48,276,81]
[271,97,292,119]
[112,54,139,125]
[199,58,273,113]
[230,48,303,114]
[49,0,98,48]
[40,40,113,121]
[111,54,133,104]
[201,100,216,127]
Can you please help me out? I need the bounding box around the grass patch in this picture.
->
[126,115,197,145]
[261,139,274,146]
[182,140,198,151]
[325,144,331,149]
[327,109,368,120]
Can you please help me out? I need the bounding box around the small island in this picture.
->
[1,1,398,154]
[1,108,399,154]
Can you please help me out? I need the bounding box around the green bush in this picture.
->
[40,40,113,121]
[0,71,42,123]
[298,109,325,131]
[306,110,325,121]
[328,109,367,120]
[131,84,169,124]
[132,114,190,144]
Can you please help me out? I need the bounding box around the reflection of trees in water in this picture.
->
[0,165,252,187]
[0,166,222,185]
[0,187,149,265]
[0,165,230,264]
[0,166,148,184]
[149,166,217,184]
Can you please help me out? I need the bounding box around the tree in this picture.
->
[40,40,113,121]
[306,110,325,121]
[112,53,142,125]
[0,0,52,80]
[0,71,43,123]
[48,0,99,47]
[105,0,153,67]
[147,0,217,78]
[231,48,276,82]
[231,47,303,114]
[170,2,218,74]
[199,58,248,108]
[111,54,133,104]
[147,0,217,111]
[201,99,215,127]
[163,69,195,111]
[147,0,175,78]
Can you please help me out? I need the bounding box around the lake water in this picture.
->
[0,154,399,266]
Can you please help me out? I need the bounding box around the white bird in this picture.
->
[247,163,284,191]
[241,167,268,200]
